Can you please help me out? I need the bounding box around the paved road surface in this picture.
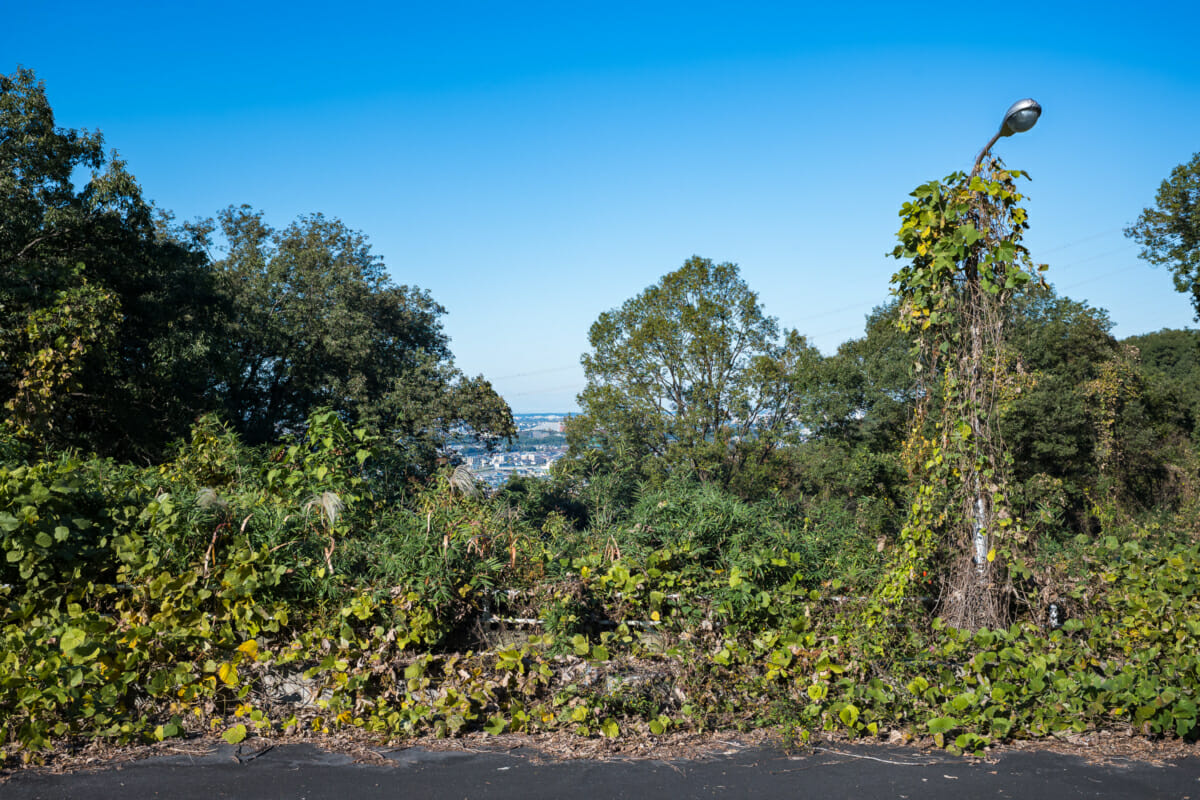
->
[5,742,1198,799]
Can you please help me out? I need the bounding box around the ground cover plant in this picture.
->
[2,411,1199,766]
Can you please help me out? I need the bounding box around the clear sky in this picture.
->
[6,1,1199,412]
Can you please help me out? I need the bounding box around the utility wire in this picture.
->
[507,382,583,398]
[1034,227,1125,255]
[492,364,579,381]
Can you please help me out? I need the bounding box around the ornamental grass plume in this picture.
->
[304,491,345,575]
[449,464,479,499]
[304,491,345,530]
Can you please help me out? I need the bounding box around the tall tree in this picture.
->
[1126,152,1200,319]
[998,288,1119,527]
[565,256,820,489]
[1116,328,1200,506]
[210,206,514,467]
[813,301,914,451]
[1,67,221,458]
[1005,293,1196,519]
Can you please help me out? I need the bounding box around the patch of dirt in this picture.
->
[993,728,1198,767]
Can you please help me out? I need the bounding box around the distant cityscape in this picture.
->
[450,413,569,487]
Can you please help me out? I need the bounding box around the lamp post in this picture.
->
[966,98,1041,576]
[973,98,1041,174]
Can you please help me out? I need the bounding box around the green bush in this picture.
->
[5,407,1200,766]
[626,477,774,561]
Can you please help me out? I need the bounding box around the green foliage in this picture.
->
[882,161,1042,628]
[3,279,120,440]
[1000,288,1119,529]
[565,257,820,492]
[626,477,773,559]
[890,168,1036,335]
[1,67,223,459]
[1126,152,1200,320]
[265,408,375,505]
[6,67,1200,770]
[2,408,1200,765]
[0,457,110,595]
[1123,328,1200,448]
[813,302,915,451]
[494,474,588,532]
[208,205,515,466]
[1,68,513,465]
[337,470,523,629]
[1127,327,1200,385]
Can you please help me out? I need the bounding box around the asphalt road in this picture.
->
[5,742,1198,799]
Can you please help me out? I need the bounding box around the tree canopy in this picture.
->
[207,205,513,462]
[811,301,914,451]
[1,67,221,458]
[1,67,513,466]
[565,256,820,488]
[1127,152,1200,319]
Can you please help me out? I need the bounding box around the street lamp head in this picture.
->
[974,98,1042,172]
[1000,98,1041,137]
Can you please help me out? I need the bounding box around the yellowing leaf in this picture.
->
[237,639,259,660]
[217,662,239,687]
[986,548,996,563]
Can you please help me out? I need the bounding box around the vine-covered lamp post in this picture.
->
[965,99,1041,578]
[884,98,1044,630]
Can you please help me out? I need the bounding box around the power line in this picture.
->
[492,365,580,381]
[789,299,879,323]
[508,382,584,398]
[1057,262,1146,291]
[1049,244,1137,273]
[1034,228,1125,256]
[784,236,1137,332]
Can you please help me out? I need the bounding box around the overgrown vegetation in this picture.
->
[3,69,1200,767]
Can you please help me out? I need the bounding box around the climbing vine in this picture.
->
[3,280,120,443]
[880,158,1045,629]
[1083,344,1142,496]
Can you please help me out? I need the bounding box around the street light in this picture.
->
[973,98,1042,173]
[967,97,1041,576]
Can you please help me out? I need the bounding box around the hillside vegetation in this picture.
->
[4,68,1200,765]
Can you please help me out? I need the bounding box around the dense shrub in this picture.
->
[3,410,1200,766]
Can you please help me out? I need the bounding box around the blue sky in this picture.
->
[6,2,1199,412]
